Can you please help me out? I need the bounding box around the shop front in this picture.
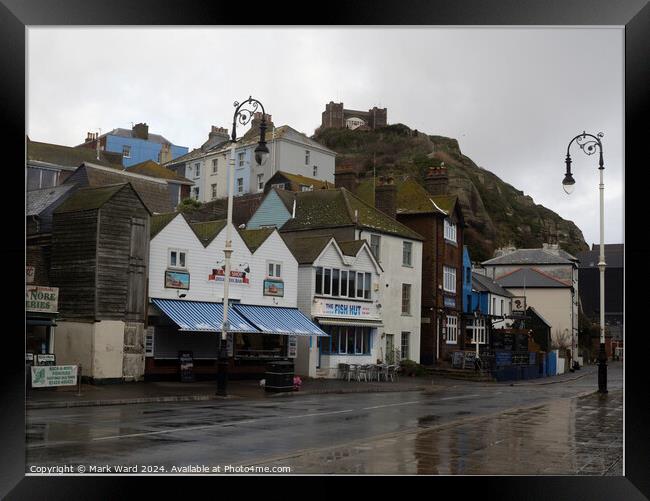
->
[145,298,327,380]
[312,298,383,378]
[26,285,59,357]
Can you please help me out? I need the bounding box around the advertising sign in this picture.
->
[263,279,284,297]
[179,351,194,382]
[36,354,56,366]
[208,268,249,285]
[25,286,59,314]
[31,365,78,387]
[512,296,526,313]
[26,266,35,284]
[443,295,456,308]
[165,270,190,290]
[287,336,297,359]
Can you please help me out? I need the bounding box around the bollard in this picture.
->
[77,364,82,397]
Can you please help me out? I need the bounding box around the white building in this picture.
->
[164,120,336,203]
[146,212,325,379]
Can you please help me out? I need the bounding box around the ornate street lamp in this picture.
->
[562,131,607,393]
[217,96,269,397]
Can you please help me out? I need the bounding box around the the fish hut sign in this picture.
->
[26,286,59,314]
[313,298,379,320]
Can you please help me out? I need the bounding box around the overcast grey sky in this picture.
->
[27,27,623,246]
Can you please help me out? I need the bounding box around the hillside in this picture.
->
[313,124,588,262]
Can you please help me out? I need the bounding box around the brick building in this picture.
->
[320,101,388,131]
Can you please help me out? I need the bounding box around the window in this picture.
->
[446,315,458,344]
[211,184,217,200]
[364,273,371,300]
[324,326,371,355]
[348,271,356,298]
[313,165,318,177]
[194,163,201,178]
[402,284,411,315]
[315,267,371,299]
[238,152,245,167]
[315,267,323,294]
[370,234,381,260]
[443,266,456,293]
[444,218,457,243]
[192,187,200,200]
[340,270,348,297]
[169,249,187,269]
[402,241,413,266]
[324,269,331,295]
[257,174,264,191]
[267,261,282,278]
[501,299,504,316]
[300,184,311,192]
[356,272,364,298]
[305,150,310,165]
[492,297,496,315]
[401,332,410,361]
[237,178,244,193]
[122,145,131,158]
[212,159,218,174]
[272,182,287,190]
[470,318,486,344]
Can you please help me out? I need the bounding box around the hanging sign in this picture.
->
[512,296,526,313]
[208,268,250,285]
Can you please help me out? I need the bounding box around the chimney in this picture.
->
[133,122,149,140]
[334,167,359,193]
[425,163,449,196]
[375,176,397,219]
[209,126,229,141]
[86,132,94,142]
[251,112,273,132]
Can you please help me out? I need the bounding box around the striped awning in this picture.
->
[316,317,383,328]
[151,298,259,333]
[233,304,328,337]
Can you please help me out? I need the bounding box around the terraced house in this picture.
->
[247,187,424,371]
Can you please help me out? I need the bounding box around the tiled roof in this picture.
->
[128,160,193,184]
[282,234,333,264]
[337,240,366,257]
[53,183,129,213]
[240,125,336,154]
[163,147,209,166]
[64,163,174,214]
[104,128,173,145]
[576,246,624,269]
[482,248,577,266]
[238,227,275,252]
[270,171,334,191]
[355,176,457,215]
[495,267,572,288]
[26,184,76,217]
[182,193,265,227]
[280,188,423,241]
[189,220,227,247]
[150,212,180,239]
[274,188,297,212]
[27,139,122,170]
[472,272,514,297]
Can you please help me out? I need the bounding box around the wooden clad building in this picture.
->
[50,183,151,382]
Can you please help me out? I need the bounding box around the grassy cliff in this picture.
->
[314,124,588,262]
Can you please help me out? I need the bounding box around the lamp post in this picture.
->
[562,131,607,393]
[216,96,269,397]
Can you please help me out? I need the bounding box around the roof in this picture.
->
[482,248,577,266]
[282,235,333,264]
[53,184,131,213]
[182,193,265,226]
[27,139,122,170]
[128,160,193,184]
[189,220,227,246]
[238,227,275,252]
[355,177,459,216]
[274,188,297,212]
[268,171,334,191]
[240,124,336,154]
[495,267,572,288]
[280,188,424,241]
[163,147,210,166]
[102,128,173,146]
[527,306,552,327]
[576,245,624,269]
[26,184,76,217]
[150,212,180,239]
[337,240,366,257]
[472,272,514,297]
[64,162,174,214]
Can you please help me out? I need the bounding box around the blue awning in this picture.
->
[151,298,259,333]
[233,304,329,337]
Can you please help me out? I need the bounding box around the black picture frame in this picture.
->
[7,0,649,498]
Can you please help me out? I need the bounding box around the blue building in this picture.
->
[79,123,188,168]
[462,246,473,314]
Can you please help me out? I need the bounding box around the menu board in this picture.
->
[463,351,477,369]
[179,351,194,382]
[287,336,297,359]
[452,351,464,369]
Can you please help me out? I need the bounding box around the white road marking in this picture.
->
[362,401,420,410]
[439,394,480,400]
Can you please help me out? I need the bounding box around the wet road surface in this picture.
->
[26,363,622,475]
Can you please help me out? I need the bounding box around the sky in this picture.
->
[27,27,624,246]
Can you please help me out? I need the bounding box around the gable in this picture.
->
[247,189,293,229]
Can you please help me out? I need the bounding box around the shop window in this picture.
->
[326,326,371,355]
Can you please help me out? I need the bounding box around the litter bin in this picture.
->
[265,361,294,392]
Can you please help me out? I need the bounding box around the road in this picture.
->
[26,362,623,475]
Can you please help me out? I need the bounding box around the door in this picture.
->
[386,334,395,364]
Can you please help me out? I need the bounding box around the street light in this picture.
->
[216,96,269,397]
[562,131,607,393]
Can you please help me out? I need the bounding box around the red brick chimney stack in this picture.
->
[425,163,449,196]
[375,175,397,219]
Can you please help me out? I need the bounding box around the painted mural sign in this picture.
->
[25,286,58,313]
[263,279,284,297]
[31,365,78,387]
[165,270,190,290]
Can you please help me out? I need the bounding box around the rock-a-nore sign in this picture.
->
[31,365,78,387]
[26,286,59,314]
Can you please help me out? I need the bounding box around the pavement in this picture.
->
[25,362,605,410]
